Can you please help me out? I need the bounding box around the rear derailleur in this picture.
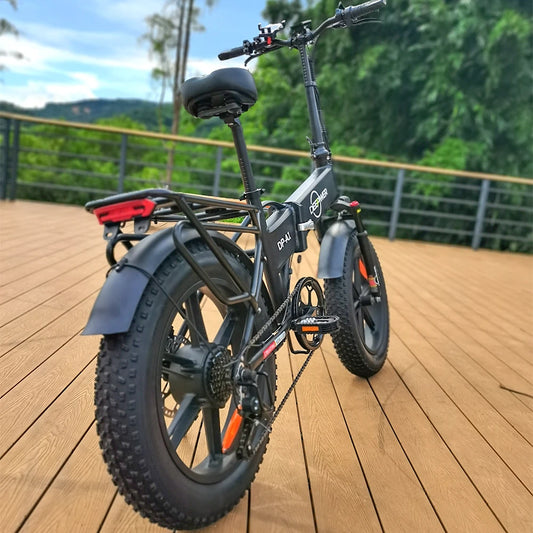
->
[234,367,275,459]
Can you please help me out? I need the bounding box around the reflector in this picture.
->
[93,199,156,224]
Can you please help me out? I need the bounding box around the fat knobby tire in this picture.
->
[324,233,389,377]
[94,242,274,530]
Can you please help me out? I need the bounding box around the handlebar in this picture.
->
[218,0,386,62]
[218,45,247,61]
[341,0,387,25]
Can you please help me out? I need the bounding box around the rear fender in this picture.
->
[83,226,256,335]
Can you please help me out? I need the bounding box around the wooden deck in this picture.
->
[0,200,532,533]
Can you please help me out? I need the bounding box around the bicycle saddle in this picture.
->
[181,68,258,119]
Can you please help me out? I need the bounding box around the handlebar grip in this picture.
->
[218,46,246,61]
[344,0,386,22]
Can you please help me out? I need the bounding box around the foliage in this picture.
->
[141,0,218,185]
[2,0,531,251]
[242,0,533,250]
[12,115,238,204]
[0,0,23,71]
[253,0,532,178]
[142,0,217,135]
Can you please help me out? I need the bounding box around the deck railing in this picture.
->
[1,112,532,251]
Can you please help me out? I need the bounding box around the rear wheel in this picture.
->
[324,233,389,377]
[94,242,275,530]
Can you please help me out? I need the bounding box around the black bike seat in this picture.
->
[181,68,258,119]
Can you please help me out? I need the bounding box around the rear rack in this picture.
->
[86,188,260,225]
[86,188,263,262]
[86,188,265,312]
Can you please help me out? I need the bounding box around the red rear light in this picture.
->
[93,199,156,224]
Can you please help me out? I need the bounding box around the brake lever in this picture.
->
[244,43,284,67]
[244,54,258,67]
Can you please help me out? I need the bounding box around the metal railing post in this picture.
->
[8,120,20,200]
[1,118,11,200]
[472,179,491,250]
[118,133,128,193]
[212,146,223,196]
[388,168,405,240]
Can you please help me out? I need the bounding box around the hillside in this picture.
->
[0,99,173,130]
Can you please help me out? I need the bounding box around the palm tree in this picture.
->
[143,0,218,133]
[1,0,23,72]
[142,0,218,184]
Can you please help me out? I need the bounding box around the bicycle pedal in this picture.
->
[291,315,340,335]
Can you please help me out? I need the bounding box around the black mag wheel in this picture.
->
[94,241,275,530]
[324,233,389,377]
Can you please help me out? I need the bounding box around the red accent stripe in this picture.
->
[263,340,277,359]
[358,259,368,280]
[93,199,156,224]
[222,411,243,454]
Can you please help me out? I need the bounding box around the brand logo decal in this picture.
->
[277,231,292,251]
[309,188,328,218]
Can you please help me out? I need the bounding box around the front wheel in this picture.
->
[324,234,389,377]
[94,241,275,530]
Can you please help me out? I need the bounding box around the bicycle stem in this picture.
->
[296,42,331,167]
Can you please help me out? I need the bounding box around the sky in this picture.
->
[0,0,266,108]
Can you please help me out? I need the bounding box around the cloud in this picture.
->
[0,5,253,109]
[3,25,152,74]
[90,0,164,30]
[187,57,245,77]
[1,78,98,108]
[69,72,100,90]
[1,26,154,108]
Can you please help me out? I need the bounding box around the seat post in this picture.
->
[224,116,262,207]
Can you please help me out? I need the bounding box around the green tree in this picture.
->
[142,0,218,184]
[240,0,532,250]
[142,0,218,135]
[252,0,532,178]
[0,0,23,71]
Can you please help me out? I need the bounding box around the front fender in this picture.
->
[317,219,355,279]
[83,226,255,335]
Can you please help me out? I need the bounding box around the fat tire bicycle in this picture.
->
[84,1,389,529]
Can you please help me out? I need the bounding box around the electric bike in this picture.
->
[84,1,389,529]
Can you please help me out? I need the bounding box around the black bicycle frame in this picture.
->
[227,39,338,305]
[85,29,342,369]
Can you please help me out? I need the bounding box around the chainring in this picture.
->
[291,276,325,351]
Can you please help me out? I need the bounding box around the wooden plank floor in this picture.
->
[0,200,532,533]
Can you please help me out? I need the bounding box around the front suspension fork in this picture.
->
[332,197,381,299]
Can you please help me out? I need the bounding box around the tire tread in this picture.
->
[94,242,273,530]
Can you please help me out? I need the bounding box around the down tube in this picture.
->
[286,164,338,227]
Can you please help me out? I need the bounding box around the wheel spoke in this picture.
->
[362,307,377,331]
[174,318,190,345]
[214,312,237,347]
[202,407,223,463]
[185,292,208,347]
[352,279,361,299]
[353,284,362,313]
[167,393,201,449]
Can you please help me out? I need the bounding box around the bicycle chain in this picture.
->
[238,348,315,458]
[243,281,302,355]
[237,277,317,458]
